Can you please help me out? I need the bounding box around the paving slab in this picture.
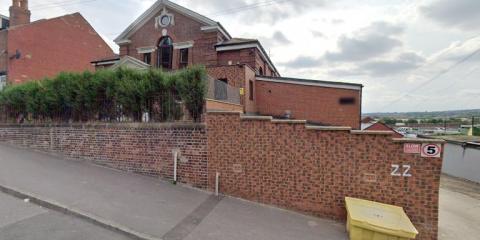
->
[0,192,132,240]
[0,192,47,228]
[0,144,209,238]
[184,197,347,240]
[439,176,480,240]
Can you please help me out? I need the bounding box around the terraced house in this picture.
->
[92,0,364,129]
[0,0,114,86]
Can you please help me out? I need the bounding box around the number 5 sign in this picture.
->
[421,143,442,158]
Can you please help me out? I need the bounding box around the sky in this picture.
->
[1,0,479,113]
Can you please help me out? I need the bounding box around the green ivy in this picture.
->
[0,66,207,123]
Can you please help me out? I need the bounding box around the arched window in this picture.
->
[157,36,173,70]
[258,67,264,76]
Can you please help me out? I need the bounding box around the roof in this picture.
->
[216,39,279,75]
[0,13,8,20]
[111,56,151,70]
[218,38,257,45]
[6,12,115,83]
[115,0,231,44]
[91,54,120,64]
[256,76,363,91]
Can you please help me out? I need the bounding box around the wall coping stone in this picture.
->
[350,130,394,135]
[240,115,274,121]
[392,138,445,143]
[271,119,308,124]
[305,125,352,131]
[206,110,242,115]
[0,122,206,129]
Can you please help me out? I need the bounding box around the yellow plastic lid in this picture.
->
[345,197,419,238]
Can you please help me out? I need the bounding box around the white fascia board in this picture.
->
[116,40,132,45]
[92,60,120,66]
[216,43,276,72]
[256,77,362,91]
[173,41,194,49]
[200,26,231,40]
[137,46,157,54]
[115,0,218,43]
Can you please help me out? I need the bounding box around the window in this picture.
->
[249,80,254,101]
[339,97,356,105]
[215,78,228,100]
[143,53,151,65]
[258,67,264,76]
[157,36,173,69]
[0,73,6,90]
[179,48,188,69]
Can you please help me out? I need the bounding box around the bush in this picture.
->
[0,66,207,123]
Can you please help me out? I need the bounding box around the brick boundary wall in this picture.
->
[206,111,443,240]
[0,123,208,188]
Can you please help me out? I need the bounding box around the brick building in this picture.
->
[92,0,363,129]
[0,0,114,85]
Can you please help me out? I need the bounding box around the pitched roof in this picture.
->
[91,54,120,64]
[115,0,231,44]
[6,13,114,83]
[216,38,279,75]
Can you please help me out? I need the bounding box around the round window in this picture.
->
[160,15,171,26]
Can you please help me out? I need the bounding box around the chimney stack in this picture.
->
[9,0,30,27]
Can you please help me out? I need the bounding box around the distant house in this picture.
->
[361,118,404,138]
[0,0,114,86]
[93,0,363,129]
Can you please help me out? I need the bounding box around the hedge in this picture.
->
[0,66,207,122]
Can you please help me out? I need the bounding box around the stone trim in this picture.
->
[271,119,308,124]
[240,115,273,121]
[206,110,242,115]
[392,138,445,143]
[305,125,352,131]
[350,130,394,135]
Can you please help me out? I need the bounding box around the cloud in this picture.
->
[361,52,426,76]
[324,22,404,62]
[311,31,326,38]
[420,0,480,31]
[329,52,425,77]
[282,56,322,69]
[202,0,326,24]
[272,31,291,44]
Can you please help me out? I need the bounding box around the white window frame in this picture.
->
[0,74,7,90]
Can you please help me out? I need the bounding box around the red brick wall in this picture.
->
[7,13,114,84]
[206,112,442,240]
[255,80,361,129]
[0,123,208,188]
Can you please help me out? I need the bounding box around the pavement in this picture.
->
[439,175,480,240]
[0,144,347,240]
